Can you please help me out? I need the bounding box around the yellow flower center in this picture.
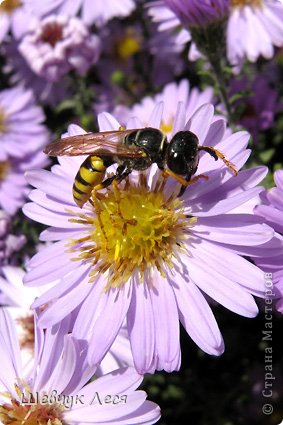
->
[115,29,141,61]
[0,161,10,181]
[231,0,262,8]
[68,174,195,290]
[0,386,65,425]
[0,0,22,14]
[160,120,173,135]
[0,108,8,134]
[16,313,35,352]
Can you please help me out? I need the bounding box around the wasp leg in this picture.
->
[163,169,208,197]
[90,165,127,194]
[162,169,190,186]
[199,146,238,176]
[178,174,209,197]
[163,168,208,186]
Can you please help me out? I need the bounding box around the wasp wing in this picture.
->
[44,130,145,158]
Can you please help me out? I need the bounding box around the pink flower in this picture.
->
[228,0,283,65]
[23,103,274,374]
[19,15,101,82]
[25,0,136,26]
[0,309,160,425]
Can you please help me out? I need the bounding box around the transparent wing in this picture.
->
[44,129,146,157]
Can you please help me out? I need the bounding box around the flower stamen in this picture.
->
[0,384,65,425]
[0,109,8,134]
[68,173,196,289]
[0,0,21,14]
[0,161,10,181]
[231,0,263,8]
[16,313,34,351]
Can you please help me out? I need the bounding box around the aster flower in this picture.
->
[18,15,101,83]
[114,79,214,133]
[23,102,274,374]
[0,86,49,161]
[3,40,70,106]
[148,27,187,86]
[154,0,229,60]
[229,75,282,141]
[147,0,191,44]
[0,0,35,42]
[0,266,39,375]
[0,149,48,216]
[254,170,283,313]
[94,19,186,112]
[149,0,283,68]
[0,86,48,215]
[25,0,136,26]
[227,0,283,66]
[0,308,160,424]
[96,22,144,91]
[162,0,230,27]
[0,211,26,268]
[0,265,133,377]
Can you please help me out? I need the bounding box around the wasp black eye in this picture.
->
[167,131,199,175]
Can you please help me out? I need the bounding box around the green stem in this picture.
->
[191,20,234,125]
[207,52,233,123]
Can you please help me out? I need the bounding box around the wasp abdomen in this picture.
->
[73,155,108,208]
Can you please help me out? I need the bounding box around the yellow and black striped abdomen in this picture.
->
[73,155,107,208]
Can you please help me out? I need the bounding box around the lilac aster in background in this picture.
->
[0,0,35,42]
[114,79,214,132]
[229,75,282,142]
[0,266,39,375]
[147,0,191,45]
[18,15,101,83]
[227,0,283,66]
[0,149,49,216]
[149,0,283,68]
[25,0,136,26]
[162,0,230,27]
[3,40,70,106]
[0,211,25,268]
[254,170,283,313]
[0,86,49,160]
[148,27,187,86]
[0,264,133,377]
[0,308,160,424]
[24,102,274,374]
[0,85,49,214]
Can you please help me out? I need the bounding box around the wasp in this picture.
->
[44,127,237,208]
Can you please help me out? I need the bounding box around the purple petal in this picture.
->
[185,104,214,144]
[127,277,156,374]
[187,250,260,317]
[149,274,181,372]
[87,281,132,367]
[172,274,224,355]
[36,267,92,328]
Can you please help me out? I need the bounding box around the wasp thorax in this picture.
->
[68,174,196,289]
